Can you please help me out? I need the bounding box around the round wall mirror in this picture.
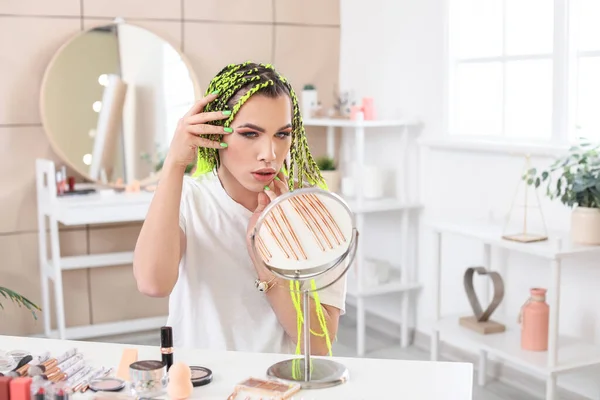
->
[40,21,200,186]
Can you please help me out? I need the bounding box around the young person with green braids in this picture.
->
[133,62,347,356]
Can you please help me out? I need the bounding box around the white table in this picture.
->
[0,335,473,399]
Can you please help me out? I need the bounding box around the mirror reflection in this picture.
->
[41,22,198,185]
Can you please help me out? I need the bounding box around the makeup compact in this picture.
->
[88,377,126,392]
[128,360,168,398]
[190,366,212,387]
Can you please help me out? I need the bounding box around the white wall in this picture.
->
[340,0,600,398]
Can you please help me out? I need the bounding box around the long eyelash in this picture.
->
[239,131,259,138]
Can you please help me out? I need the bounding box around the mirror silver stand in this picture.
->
[250,187,359,389]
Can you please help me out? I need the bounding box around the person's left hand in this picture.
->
[246,170,289,266]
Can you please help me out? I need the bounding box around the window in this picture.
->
[447,0,600,143]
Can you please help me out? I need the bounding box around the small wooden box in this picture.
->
[459,316,506,335]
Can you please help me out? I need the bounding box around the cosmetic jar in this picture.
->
[128,360,168,398]
[0,351,16,372]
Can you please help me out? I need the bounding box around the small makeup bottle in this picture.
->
[56,171,65,196]
[160,326,174,371]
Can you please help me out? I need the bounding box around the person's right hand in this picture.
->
[163,92,233,171]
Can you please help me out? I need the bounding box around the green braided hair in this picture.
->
[193,61,328,191]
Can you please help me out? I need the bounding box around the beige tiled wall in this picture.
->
[0,1,339,336]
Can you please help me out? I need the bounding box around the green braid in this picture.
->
[193,61,328,192]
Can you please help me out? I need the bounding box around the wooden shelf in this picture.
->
[435,315,600,375]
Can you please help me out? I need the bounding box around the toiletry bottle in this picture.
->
[519,288,549,351]
[56,172,64,196]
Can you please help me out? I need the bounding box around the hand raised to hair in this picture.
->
[162,92,232,172]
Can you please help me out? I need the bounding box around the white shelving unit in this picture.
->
[428,218,600,400]
[304,117,423,356]
[35,159,165,340]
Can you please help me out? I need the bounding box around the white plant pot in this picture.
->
[571,207,600,245]
[321,170,340,193]
[301,89,318,119]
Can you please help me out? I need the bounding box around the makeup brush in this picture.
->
[27,365,46,378]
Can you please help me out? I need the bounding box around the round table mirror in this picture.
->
[250,188,359,389]
[40,21,200,186]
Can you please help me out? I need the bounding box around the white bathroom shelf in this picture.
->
[347,280,421,297]
[344,196,423,214]
[428,217,600,400]
[434,315,600,375]
[304,118,417,128]
[35,159,165,340]
[312,114,423,356]
[51,251,135,271]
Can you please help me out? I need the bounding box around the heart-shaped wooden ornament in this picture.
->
[463,266,505,322]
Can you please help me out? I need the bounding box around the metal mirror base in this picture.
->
[266,358,349,389]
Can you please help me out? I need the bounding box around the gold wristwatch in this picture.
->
[254,276,276,293]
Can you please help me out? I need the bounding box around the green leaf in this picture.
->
[0,287,41,320]
[535,177,540,188]
[542,171,549,181]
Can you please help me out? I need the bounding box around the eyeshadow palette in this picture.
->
[227,377,301,400]
[190,366,212,387]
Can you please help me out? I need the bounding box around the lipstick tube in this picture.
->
[160,326,173,371]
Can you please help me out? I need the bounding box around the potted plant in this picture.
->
[316,156,340,193]
[1,286,41,320]
[524,140,600,245]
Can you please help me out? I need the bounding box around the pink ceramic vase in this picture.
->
[520,288,549,351]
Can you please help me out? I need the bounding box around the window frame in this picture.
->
[442,0,580,148]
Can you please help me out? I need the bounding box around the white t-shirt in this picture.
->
[167,172,347,354]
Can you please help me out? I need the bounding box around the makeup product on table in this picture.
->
[7,352,30,365]
[0,352,17,372]
[167,362,193,399]
[160,327,173,371]
[9,377,32,400]
[30,376,49,400]
[128,360,167,398]
[0,377,12,400]
[45,354,84,382]
[49,381,72,400]
[16,352,51,377]
[88,378,125,393]
[116,349,137,381]
[227,378,301,400]
[189,366,212,387]
[73,367,108,392]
